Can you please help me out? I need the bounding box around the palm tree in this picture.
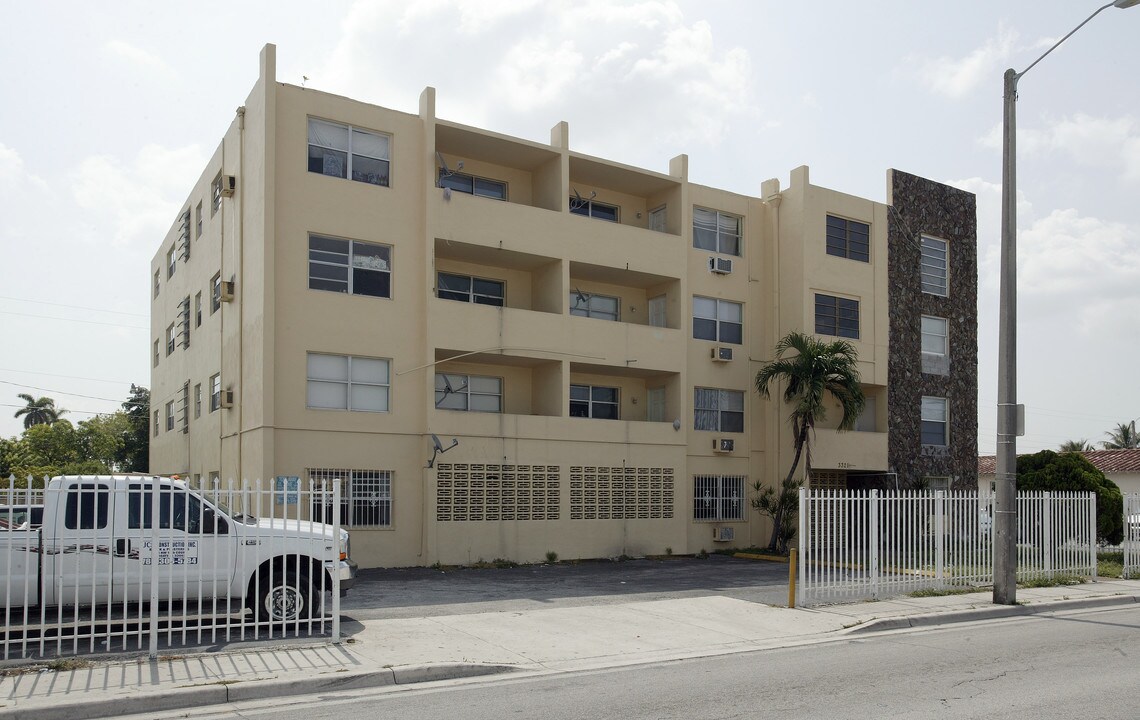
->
[1102,421,1139,450]
[755,332,865,552]
[13,393,67,430]
[1058,439,1094,453]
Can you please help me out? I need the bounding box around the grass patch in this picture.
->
[1019,574,1086,588]
[469,558,518,569]
[0,658,92,677]
[1098,551,1124,578]
[907,585,985,598]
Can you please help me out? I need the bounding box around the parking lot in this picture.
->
[339,554,791,620]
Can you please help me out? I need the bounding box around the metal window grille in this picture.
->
[693,475,745,521]
[309,469,391,527]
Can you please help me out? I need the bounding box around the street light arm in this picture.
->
[1017,2,1116,79]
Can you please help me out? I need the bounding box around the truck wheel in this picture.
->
[254,571,313,624]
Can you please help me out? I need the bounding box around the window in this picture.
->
[437,272,504,306]
[209,373,221,413]
[825,215,870,262]
[693,475,745,521]
[926,476,951,492]
[128,486,219,534]
[815,293,859,339]
[692,297,743,344]
[310,469,392,528]
[308,118,390,187]
[166,324,176,356]
[570,291,619,321]
[165,401,175,431]
[434,373,502,412]
[195,292,202,327]
[309,235,392,298]
[154,269,161,298]
[195,201,203,238]
[921,396,948,446]
[211,174,223,214]
[921,315,948,356]
[694,388,744,433]
[693,208,741,256]
[649,205,667,233]
[921,235,948,296]
[167,247,177,278]
[211,273,222,313]
[570,384,619,419]
[153,410,159,437]
[439,170,506,200]
[648,295,667,328]
[194,384,202,419]
[64,484,110,530]
[153,339,160,368]
[647,387,666,423]
[569,197,619,222]
[307,353,390,412]
[179,296,191,349]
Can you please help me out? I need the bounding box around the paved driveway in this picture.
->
[340,555,791,620]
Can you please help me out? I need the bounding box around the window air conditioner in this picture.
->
[220,280,235,302]
[219,175,237,197]
[710,346,733,362]
[713,526,735,542]
[713,437,734,453]
[220,390,234,409]
[708,256,733,274]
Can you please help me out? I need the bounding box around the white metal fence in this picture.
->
[1125,493,1140,579]
[797,489,1097,606]
[1,475,346,661]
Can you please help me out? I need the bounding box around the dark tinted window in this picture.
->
[63,484,110,530]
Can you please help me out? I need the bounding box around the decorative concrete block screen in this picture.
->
[569,466,675,520]
[435,464,561,521]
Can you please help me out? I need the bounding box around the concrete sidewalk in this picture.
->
[2,579,1138,720]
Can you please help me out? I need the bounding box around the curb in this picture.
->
[846,594,1140,635]
[0,663,516,720]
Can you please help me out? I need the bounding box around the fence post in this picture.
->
[148,478,161,659]
[1089,492,1098,580]
[870,489,880,599]
[332,477,342,643]
[1043,492,1052,579]
[935,491,945,587]
[797,487,807,607]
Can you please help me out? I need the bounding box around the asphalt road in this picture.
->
[339,554,791,619]
[154,605,1140,720]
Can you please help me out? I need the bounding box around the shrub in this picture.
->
[1017,450,1123,545]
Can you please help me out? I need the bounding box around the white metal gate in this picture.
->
[1125,493,1140,579]
[797,489,1097,605]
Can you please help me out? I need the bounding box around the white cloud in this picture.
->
[496,38,585,113]
[103,39,174,79]
[912,26,1017,100]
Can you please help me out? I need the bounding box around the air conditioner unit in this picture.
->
[219,390,234,409]
[708,256,733,274]
[713,437,735,453]
[713,526,735,542]
[710,345,733,362]
[219,175,237,197]
[220,280,235,302]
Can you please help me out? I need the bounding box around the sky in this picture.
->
[1,0,1138,456]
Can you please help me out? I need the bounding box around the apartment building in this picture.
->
[150,44,977,568]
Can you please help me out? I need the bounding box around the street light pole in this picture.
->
[994,0,1139,606]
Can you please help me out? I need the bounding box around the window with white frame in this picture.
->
[921,396,948,446]
[570,291,619,321]
[694,388,744,433]
[195,201,203,238]
[209,374,221,412]
[434,373,502,413]
[153,339,160,368]
[154,269,160,298]
[815,293,859,339]
[166,247,177,278]
[570,384,619,419]
[649,205,667,233]
[309,469,392,528]
[309,235,392,298]
[166,324,176,356]
[194,383,202,419]
[692,296,743,344]
[569,197,619,222]
[437,272,504,306]
[165,401,175,432]
[210,273,222,313]
[825,215,870,262]
[439,170,507,200]
[195,292,202,327]
[153,410,159,437]
[307,353,390,412]
[693,475,746,521]
[921,315,948,356]
[308,118,390,187]
[211,174,223,214]
[921,235,948,296]
[693,208,741,256]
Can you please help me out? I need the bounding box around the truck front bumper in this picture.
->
[336,559,358,595]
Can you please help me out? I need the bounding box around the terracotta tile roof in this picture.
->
[978,448,1140,475]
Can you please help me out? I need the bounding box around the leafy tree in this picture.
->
[13,393,67,429]
[10,420,81,469]
[0,436,16,478]
[117,385,150,473]
[750,475,802,555]
[754,332,865,553]
[1016,449,1123,545]
[1102,421,1139,450]
[1058,439,1094,452]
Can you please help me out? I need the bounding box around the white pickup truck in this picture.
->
[0,475,356,623]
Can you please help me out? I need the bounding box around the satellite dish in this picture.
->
[431,433,444,452]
